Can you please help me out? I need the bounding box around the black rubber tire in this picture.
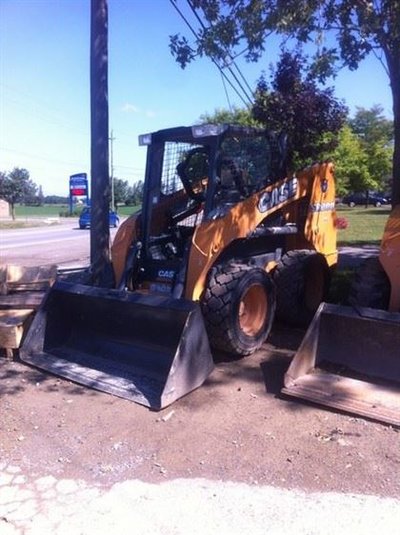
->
[201,264,276,356]
[349,256,390,310]
[273,250,330,326]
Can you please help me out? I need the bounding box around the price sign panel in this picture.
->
[69,173,89,214]
[70,173,88,196]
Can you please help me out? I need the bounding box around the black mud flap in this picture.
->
[20,281,214,410]
[282,303,400,426]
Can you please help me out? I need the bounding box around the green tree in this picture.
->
[199,106,260,126]
[126,180,144,206]
[0,167,36,219]
[36,185,45,206]
[332,125,374,196]
[252,50,347,169]
[113,177,130,206]
[365,142,393,193]
[170,1,400,205]
[350,105,393,147]
[44,195,69,204]
[349,105,393,192]
[22,181,41,206]
[0,171,6,189]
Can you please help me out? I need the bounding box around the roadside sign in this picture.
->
[70,173,88,195]
[69,173,89,213]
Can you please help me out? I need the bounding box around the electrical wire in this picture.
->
[0,146,88,168]
[220,70,232,112]
[169,0,251,107]
[186,0,254,104]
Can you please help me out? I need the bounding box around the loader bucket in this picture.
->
[20,280,214,410]
[282,302,400,426]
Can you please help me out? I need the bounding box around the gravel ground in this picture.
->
[1,232,398,534]
[1,321,399,534]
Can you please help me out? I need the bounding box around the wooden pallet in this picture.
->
[0,264,57,295]
[0,264,57,358]
[0,309,35,358]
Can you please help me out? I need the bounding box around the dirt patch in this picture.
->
[1,323,399,498]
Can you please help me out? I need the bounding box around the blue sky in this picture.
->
[0,0,394,196]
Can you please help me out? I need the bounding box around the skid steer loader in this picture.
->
[283,205,400,426]
[21,124,338,409]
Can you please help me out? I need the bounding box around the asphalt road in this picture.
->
[0,219,120,269]
[1,218,379,271]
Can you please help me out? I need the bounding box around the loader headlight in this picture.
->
[192,124,225,138]
[139,133,152,146]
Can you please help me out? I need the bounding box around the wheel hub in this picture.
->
[239,284,267,336]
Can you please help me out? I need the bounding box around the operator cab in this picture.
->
[136,124,287,294]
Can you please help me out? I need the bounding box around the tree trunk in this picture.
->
[392,95,400,207]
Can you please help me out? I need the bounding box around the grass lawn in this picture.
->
[14,204,69,217]
[330,206,391,304]
[116,205,141,216]
[336,206,390,246]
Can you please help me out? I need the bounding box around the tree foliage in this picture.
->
[350,104,393,147]
[126,180,144,206]
[333,106,393,195]
[170,0,400,205]
[333,125,373,195]
[0,167,38,219]
[113,177,130,206]
[36,185,45,206]
[44,195,69,204]
[199,105,260,127]
[348,105,393,193]
[252,50,347,168]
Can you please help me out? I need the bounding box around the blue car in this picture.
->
[79,207,120,229]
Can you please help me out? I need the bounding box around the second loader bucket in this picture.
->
[282,302,400,426]
[20,280,214,410]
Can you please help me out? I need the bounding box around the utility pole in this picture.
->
[109,129,115,211]
[90,0,112,286]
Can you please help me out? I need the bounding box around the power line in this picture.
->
[224,54,255,99]
[169,0,251,107]
[220,71,232,112]
[0,85,90,137]
[0,146,88,168]
[186,0,254,104]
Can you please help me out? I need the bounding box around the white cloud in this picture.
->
[121,103,140,113]
[120,103,157,118]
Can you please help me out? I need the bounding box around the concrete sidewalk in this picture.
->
[1,465,399,535]
[337,245,380,270]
